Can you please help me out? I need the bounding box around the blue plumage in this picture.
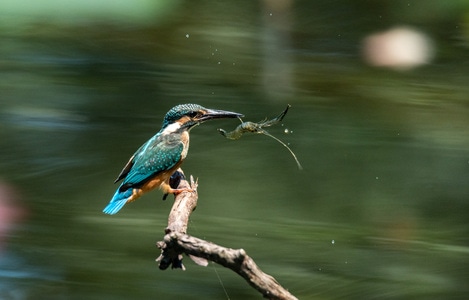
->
[122,137,183,186]
[103,132,184,215]
[103,104,242,215]
[103,187,133,215]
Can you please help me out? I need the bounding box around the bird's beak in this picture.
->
[196,108,243,122]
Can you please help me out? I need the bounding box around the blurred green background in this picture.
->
[1,0,469,299]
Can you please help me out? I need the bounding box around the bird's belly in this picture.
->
[126,173,168,203]
[127,161,184,203]
[141,176,165,192]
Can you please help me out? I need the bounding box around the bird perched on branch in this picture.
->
[103,104,243,215]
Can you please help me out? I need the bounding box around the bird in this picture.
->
[103,104,243,215]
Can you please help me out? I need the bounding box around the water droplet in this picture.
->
[185,34,189,38]
[284,128,289,134]
[331,240,335,245]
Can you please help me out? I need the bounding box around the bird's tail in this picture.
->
[103,187,133,215]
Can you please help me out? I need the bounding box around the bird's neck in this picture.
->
[159,122,190,159]
[161,122,183,135]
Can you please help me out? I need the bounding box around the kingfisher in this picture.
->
[103,104,243,215]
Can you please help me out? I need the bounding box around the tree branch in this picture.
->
[156,169,297,300]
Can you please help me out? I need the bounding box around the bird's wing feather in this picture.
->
[119,134,184,188]
[113,139,151,183]
[114,154,135,183]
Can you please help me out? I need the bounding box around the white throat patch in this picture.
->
[161,122,182,135]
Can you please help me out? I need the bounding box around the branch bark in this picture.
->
[156,169,298,300]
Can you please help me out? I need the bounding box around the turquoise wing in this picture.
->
[118,134,184,189]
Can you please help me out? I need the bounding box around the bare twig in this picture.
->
[156,169,297,300]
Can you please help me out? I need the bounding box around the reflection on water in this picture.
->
[1,1,469,299]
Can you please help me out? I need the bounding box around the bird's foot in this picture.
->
[172,187,194,195]
[162,172,198,200]
[163,170,185,200]
[162,184,197,200]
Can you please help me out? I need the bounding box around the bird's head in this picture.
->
[162,104,243,131]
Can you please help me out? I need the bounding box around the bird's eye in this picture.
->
[188,111,199,118]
